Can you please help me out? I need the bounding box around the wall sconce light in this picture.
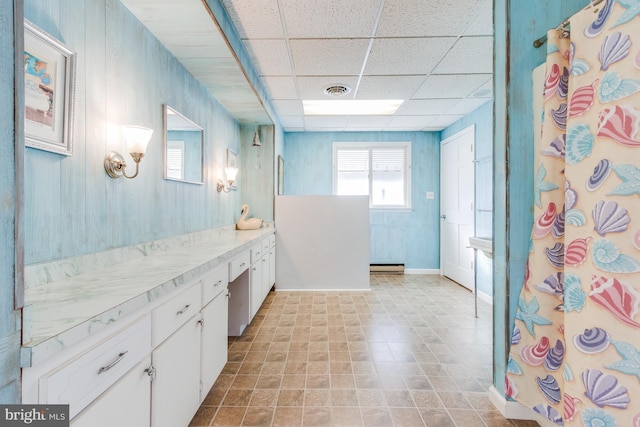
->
[104,125,154,179]
[252,126,261,147]
[217,166,238,192]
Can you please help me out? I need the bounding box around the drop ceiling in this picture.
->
[121,0,493,132]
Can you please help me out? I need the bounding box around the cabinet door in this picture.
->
[269,246,276,289]
[71,357,151,427]
[250,260,263,319]
[262,255,270,299]
[151,315,201,427]
[200,290,228,401]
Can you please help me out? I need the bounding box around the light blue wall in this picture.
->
[23,0,244,265]
[283,131,440,270]
[493,0,589,396]
[442,101,493,296]
[0,0,22,404]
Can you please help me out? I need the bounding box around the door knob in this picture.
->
[440,214,446,219]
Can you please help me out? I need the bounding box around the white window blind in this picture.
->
[333,142,411,209]
[166,140,185,180]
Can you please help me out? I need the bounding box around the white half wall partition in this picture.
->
[275,196,370,290]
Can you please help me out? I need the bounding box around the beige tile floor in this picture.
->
[189,274,539,427]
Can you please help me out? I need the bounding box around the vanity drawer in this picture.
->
[229,251,250,281]
[262,239,271,255]
[152,283,201,347]
[251,243,263,263]
[202,263,228,306]
[269,234,276,248]
[39,315,151,419]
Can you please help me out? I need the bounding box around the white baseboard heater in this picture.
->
[370,264,404,274]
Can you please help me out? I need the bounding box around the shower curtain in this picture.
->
[507,1,640,426]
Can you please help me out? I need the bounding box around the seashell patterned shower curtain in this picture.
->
[507,0,640,425]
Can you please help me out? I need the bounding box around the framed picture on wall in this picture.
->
[24,19,77,156]
[227,149,238,189]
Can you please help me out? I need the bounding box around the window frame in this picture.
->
[332,141,412,210]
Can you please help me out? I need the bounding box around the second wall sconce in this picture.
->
[104,125,154,179]
[252,126,261,147]
[217,166,238,192]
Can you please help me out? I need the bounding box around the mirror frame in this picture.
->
[163,104,205,185]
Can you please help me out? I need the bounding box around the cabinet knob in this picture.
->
[198,318,205,327]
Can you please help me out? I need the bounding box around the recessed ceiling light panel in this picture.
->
[303,100,404,115]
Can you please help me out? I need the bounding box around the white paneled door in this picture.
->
[440,126,475,291]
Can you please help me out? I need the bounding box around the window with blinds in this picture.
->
[166,140,185,180]
[333,142,411,209]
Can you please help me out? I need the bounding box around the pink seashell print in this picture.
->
[590,275,640,328]
[533,202,557,239]
[520,336,550,366]
[563,393,582,422]
[565,238,591,266]
[634,413,640,427]
[636,49,640,70]
[634,230,640,250]
[524,261,531,291]
[569,80,597,117]
[597,105,640,147]
[505,376,518,399]
[544,63,561,100]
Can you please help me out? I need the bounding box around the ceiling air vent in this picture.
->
[324,84,351,97]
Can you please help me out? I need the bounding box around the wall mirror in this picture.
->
[163,104,204,184]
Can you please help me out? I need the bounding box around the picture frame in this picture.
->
[24,19,77,156]
[226,149,238,190]
[278,155,284,195]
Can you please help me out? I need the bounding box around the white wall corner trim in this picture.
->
[404,269,440,275]
[488,386,536,421]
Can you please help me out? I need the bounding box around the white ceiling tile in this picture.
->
[430,115,466,127]
[281,0,381,38]
[365,38,456,75]
[221,0,284,39]
[413,74,492,99]
[464,0,493,36]
[396,99,459,115]
[272,100,303,116]
[345,115,393,128]
[262,76,299,100]
[290,39,370,76]
[304,115,349,128]
[355,76,426,100]
[471,78,493,97]
[386,115,438,129]
[243,39,293,76]
[376,0,486,37]
[447,98,492,115]
[278,115,305,127]
[433,36,493,74]
[296,76,360,100]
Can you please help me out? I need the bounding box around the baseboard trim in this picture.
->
[404,269,440,275]
[477,290,493,305]
[488,386,536,420]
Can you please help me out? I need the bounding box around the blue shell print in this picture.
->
[584,0,613,38]
[599,71,640,103]
[564,273,586,312]
[599,32,631,71]
[533,404,563,425]
[581,408,618,427]
[593,239,640,273]
[566,123,594,165]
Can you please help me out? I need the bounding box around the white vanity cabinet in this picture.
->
[268,235,276,291]
[70,356,152,427]
[199,264,229,401]
[150,283,202,427]
[250,242,265,318]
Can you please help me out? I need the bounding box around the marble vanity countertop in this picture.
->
[21,227,275,367]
